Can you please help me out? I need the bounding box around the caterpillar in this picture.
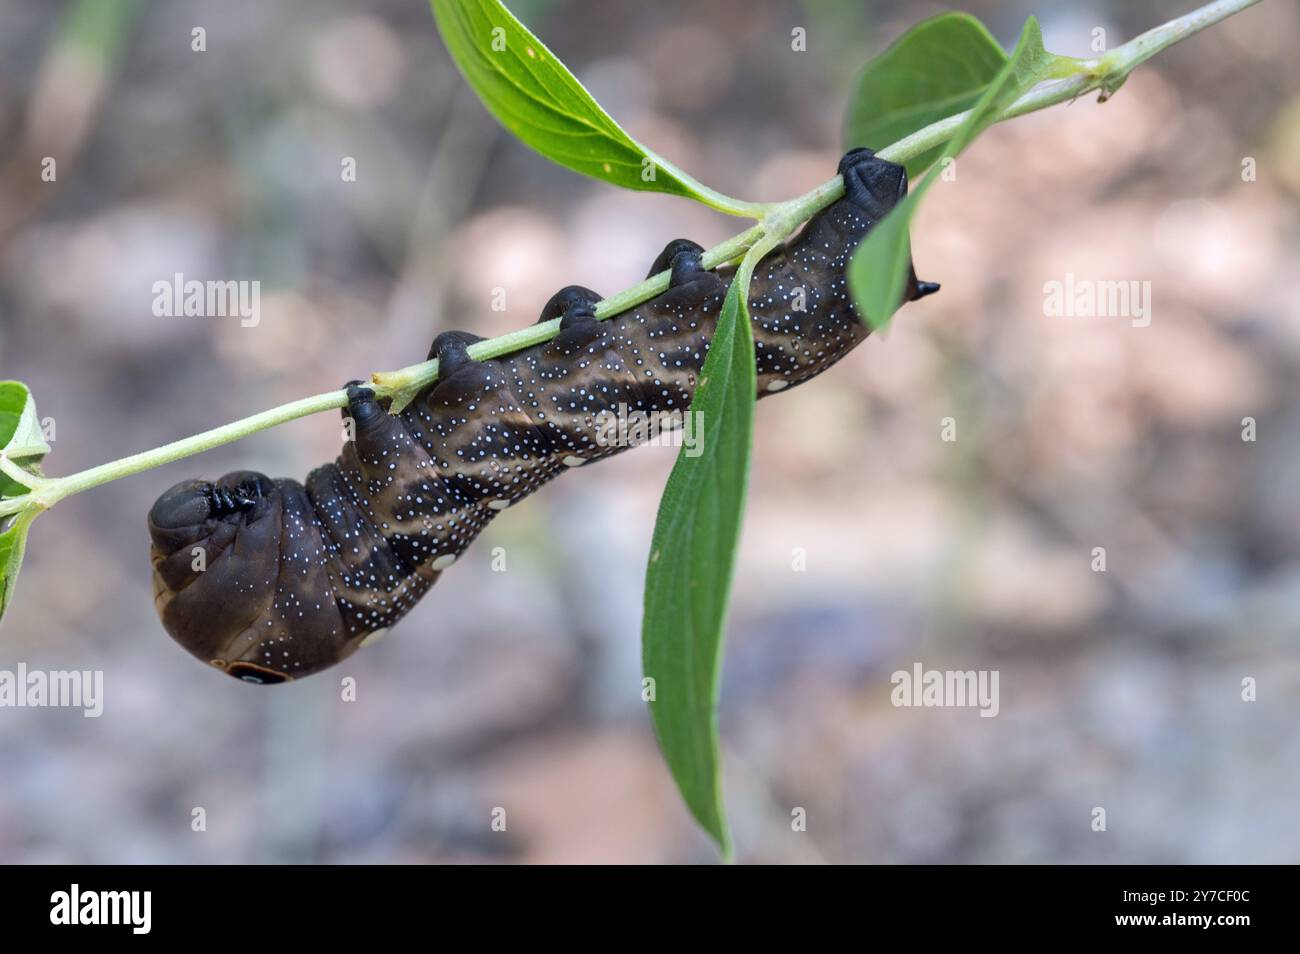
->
[147,148,939,684]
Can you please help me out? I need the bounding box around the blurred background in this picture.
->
[1,0,1297,864]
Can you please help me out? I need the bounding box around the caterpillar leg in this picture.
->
[427,329,484,369]
[648,238,726,311]
[339,381,430,473]
[315,381,442,610]
[538,284,603,355]
[425,321,561,540]
[648,238,705,281]
[838,147,905,219]
[838,148,939,301]
[423,330,493,408]
[340,379,387,432]
[423,329,553,508]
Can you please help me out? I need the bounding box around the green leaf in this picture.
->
[0,380,50,498]
[844,13,1009,178]
[642,270,757,858]
[1,510,38,624]
[849,17,1064,330]
[1,381,50,624]
[0,381,51,462]
[429,0,755,215]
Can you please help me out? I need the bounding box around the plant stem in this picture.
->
[0,0,1261,518]
[0,454,41,489]
[25,390,349,511]
[1100,0,1258,75]
[651,151,772,219]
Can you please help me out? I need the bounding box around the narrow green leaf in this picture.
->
[845,13,1008,177]
[0,510,38,624]
[642,271,757,858]
[429,0,755,215]
[849,17,1064,329]
[1,381,50,625]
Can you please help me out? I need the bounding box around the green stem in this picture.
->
[650,151,772,219]
[1098,0,1258,76]
[0,0,1260,520]
[28,390,348,510]
[0,454,41,489]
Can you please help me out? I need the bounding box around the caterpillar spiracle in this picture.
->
[146,149,939,683]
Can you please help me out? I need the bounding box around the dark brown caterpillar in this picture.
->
[147,149,938,684]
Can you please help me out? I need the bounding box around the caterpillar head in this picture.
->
[147,471,352,684]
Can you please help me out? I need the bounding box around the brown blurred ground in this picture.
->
[1,0,1298,863]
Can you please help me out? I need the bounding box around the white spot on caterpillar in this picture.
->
[766,379,790,392]
[562,455,586,467]
[360,627,389,648]
[432,554,457,571]
[487,498,511,510]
